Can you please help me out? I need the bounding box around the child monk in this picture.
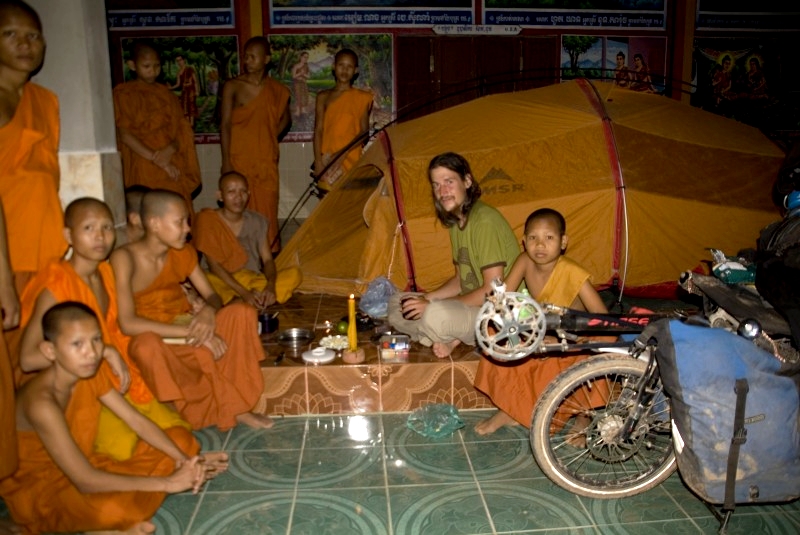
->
[18,197,190,461]
[113,41,201,212]
[110,189,272,430]
[220,36,290,253]
[116,184,151,248]
[473,208,609,436]
[0,301,228,534]
[313,48,373,190]
[0,0,67,299]
[193,172,301,310]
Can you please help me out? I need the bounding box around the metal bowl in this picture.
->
[278,328,315,347]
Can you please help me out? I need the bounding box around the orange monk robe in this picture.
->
[0,363,199,534]
[228,78,290,250]
[320,87,373,176]
[0,334,16,480]
[113,80,201,206]
[474,256,606,427]
[18,260,188,460]
[128,245,265,430]
[0,83,67,278]
[193,209,301,304]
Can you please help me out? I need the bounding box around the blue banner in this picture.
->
[696,12,800,31]
[484,10,665,29]
[271,9,473,27]
[107,9,234,29]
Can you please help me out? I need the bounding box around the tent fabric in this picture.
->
[277,79,784,298]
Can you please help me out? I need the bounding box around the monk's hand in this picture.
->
[163,163,181,180]
[261,287,277,308]
[188,306,216,345]
[202,335,228,360]
[400,295,429,321]
[153,144,177,168]
[0,283,20,330]
[169,456,204,494]
[102,346,131,394]
[240,289,262,311]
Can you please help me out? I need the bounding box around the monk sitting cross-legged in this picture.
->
[18,197,190,462]
[110,189,272,431]
[193,171,301,310]
[0,301,229,535]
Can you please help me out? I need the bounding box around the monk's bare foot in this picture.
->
[236,412,274,429]
[475,410,518,436]
[432,339,460,359]
[564,414,590,449]
[201,451,229,478]
[0,518,21,535]
[88,520,155,534]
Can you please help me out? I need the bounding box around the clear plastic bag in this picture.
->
[358,276,398,318]
[406,403,465,438]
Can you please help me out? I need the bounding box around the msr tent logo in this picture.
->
[479,168,525,195]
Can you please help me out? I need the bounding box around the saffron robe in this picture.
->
[113,80,201,206]
[0,334,16,480]
[0,83,66,276]
[193,209,301,304]
[0,364,199,534]
[319,87,373,184]
[228,78,290,250]
[128,245,265,430]
[19,260,188,460]
[474,256,603,427]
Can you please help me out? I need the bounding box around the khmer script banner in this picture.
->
[107,0,234,30]
[269,1,474,28]
[483,0,666,29]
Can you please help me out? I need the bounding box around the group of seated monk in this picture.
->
[1,181,301,533]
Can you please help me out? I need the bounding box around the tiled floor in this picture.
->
[147,412,800,534]
[2,278,798,534]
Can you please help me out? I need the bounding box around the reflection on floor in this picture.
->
[2,289,798,534]
[2,410,799,534]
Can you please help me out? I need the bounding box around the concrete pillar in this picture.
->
[28,0,124,223]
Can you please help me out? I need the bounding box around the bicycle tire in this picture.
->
[530,354,676,499]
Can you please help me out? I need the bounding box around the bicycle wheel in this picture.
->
[530,354,675,499]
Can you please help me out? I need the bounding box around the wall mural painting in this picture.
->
[121,36,239,143]
[560,35,667,95]
[269,33,394,143]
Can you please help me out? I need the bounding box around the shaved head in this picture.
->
[218,171,248,190]
[64,197,112,228]
[42,301,98,342]
[0,0,41,30]
[125,185,151,217]
[130,40,159,62]
[140,189,186,227]
[244,36,270,55]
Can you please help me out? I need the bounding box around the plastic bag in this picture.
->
[406,403,465,438]
[358,276,398,318]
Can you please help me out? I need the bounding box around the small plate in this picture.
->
[302,347,336,364]
[278,328,314,347]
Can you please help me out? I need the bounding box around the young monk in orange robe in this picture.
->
[473,209,612,437]
[313,48,373,191]
[193,172,301,309]
[0,301,228,534]
[0,0,67,295]
[110,189,272,431]
[18,198,189,461]
[113,42,201,212]
[220,36,290,253]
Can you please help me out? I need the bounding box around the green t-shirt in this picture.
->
[449,200,519,295]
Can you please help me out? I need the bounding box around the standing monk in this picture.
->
[0,7,65,526]
[110,189,272,431]
[313,48,373,191]
[113,41,201,213]
[220,36,290,253]
[0,0,66,297]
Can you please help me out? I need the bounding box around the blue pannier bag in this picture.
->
[644,319,800,515]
